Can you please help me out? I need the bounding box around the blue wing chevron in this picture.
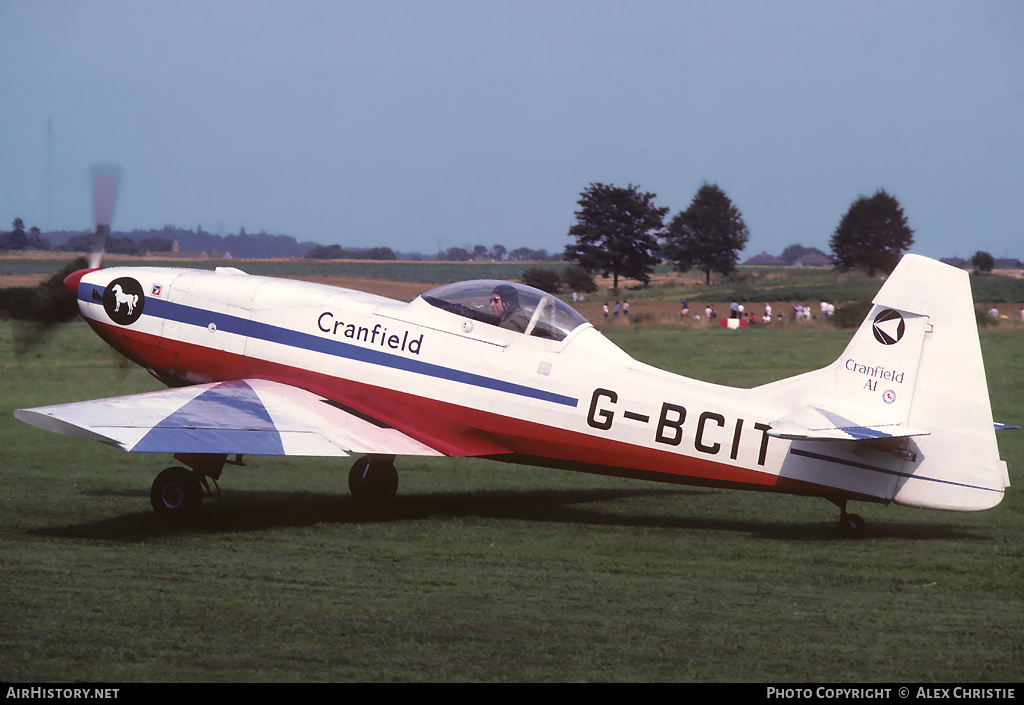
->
[132,380,285,454]
[15,379,443,458]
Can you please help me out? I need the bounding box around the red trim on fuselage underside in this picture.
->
[88,319,179,379]
[89,321,862,500]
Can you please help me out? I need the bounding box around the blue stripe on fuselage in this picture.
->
[789,448,1003,494]
[81,282,578,407]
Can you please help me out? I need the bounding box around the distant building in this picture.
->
[146,240,233,260]
[940,257,1023,270]
[793,253,832,267]
[743,251,786,266]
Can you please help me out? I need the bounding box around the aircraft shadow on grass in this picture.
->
[34,485,985,543]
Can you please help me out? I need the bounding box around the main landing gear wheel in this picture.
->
[150,466,203,521]
[348,455,398,509]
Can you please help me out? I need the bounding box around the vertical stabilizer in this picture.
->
[883,256,1008,510]
[753,255,1008,510]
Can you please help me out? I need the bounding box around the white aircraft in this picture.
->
[14,246,1011,538]
[12,247,1011,532]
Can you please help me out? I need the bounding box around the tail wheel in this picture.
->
[150,466,203,521]
[348,455,398,508]
[839,512,866,539]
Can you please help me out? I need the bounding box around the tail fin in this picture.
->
[755,254,1009,510]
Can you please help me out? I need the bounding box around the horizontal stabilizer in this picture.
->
[768,405,930,441]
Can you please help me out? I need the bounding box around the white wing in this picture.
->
[15,379,442,458]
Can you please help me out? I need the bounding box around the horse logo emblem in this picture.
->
[102,277,145,325]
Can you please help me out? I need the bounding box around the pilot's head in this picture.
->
[490,284,519,318]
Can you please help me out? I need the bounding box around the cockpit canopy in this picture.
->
[419,279,589,341]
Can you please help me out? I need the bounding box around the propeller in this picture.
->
[89,163,121,269]
[11,256,90,356]
[10,164,121,356]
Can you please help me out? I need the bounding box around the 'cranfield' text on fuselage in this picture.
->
[317,312,424,354]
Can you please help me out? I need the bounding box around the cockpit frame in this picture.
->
[419,279,589,342]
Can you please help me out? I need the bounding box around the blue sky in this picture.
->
[2,0,1022,259]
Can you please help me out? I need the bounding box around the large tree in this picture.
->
[972,250,994,275]
[662,183,749,285]
[564,183,668,290]
[830,188,914,276]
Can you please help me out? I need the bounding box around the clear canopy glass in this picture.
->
[419,280,589,341]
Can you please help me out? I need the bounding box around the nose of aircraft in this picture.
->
[63,268,100,297]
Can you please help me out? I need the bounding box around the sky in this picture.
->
[2,0,1022,259]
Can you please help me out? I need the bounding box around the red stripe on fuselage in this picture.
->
[87,319,850,499]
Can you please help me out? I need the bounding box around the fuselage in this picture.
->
[67,266,922,505]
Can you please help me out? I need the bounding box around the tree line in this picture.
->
[0,223,319,259]
[563,182,918,290]
[0,219,563,263]
[0,219,50,252]
[8,184,983,281]
[304,244,562,262]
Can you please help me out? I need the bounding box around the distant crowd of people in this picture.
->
[570,292,1024,328]
[584,297,842,326]
[677,299,836,325]
[601,300,630,318]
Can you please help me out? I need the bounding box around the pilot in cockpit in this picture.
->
[489,284,530,333]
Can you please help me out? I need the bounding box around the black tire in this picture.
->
[150,466,203,520]
[348,456,398,508]
[839,512,866,539]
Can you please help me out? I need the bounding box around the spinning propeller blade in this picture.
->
[89,164,121,269]
[12,164,121,356]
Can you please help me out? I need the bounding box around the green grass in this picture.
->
[2,322,1023,682]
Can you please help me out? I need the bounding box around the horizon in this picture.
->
[7,224,1017,265]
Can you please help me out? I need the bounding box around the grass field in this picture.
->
[2,319,1024,682]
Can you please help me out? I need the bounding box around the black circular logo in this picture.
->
[102,277,145,325]
[872,308,905,345]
